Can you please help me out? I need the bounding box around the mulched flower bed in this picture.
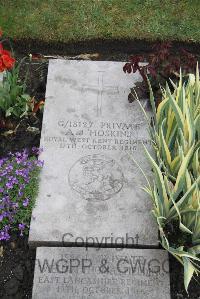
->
[0,52,199,299]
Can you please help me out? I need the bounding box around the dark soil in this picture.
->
[0,46,199,298]
[12,38,200,57]
[0,234,35,299]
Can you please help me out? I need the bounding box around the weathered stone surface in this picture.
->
[32,247,170,299]
[29,60,158,247]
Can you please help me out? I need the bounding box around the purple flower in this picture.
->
[0,158,8,168]
[0,159,4,167]
[18,184,25,197]
[24,178,30,184]
[15,150,28,164]
[5,181,13,189]
[2,196,10,205]
[19,223,25,229]
[7,211,14,222]
[12,202,19,209]
[32,147,43,156]
[11,177,18,184]
[23,198,29,207]
[0,187,4,193]
[0,170,8,177]
[18,223,25,236]
[5,176,18,190]
[18,190,23,197]
[16,168,29,179]
[36,160,44,167]
[5,165,13,172]
[15,169,24,176]
[0,230,10,241]
[0,225,10,241]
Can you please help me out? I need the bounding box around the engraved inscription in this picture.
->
[43,119,152,152]
[68,154,124,201]
[82,71,119,117]
[33,248,170,299]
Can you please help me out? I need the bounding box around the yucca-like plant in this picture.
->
[135,65,200,291]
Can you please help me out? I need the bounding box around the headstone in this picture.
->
[29,60,158,247]
[32,247,171,299]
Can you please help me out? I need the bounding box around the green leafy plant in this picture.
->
[0,29,38,120]
[135,66,200,291]
[0,60,32,118]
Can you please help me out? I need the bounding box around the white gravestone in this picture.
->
[29,60,158,247]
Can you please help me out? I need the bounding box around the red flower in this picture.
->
[1,52,15,69]
[0,44,15,72]
[0,59,4,72]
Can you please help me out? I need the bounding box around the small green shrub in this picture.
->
[0,61,32,118]
[136,66,200,290]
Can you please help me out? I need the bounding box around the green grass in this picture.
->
[0,0,200,43]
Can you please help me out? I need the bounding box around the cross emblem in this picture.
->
[82,71,119,117]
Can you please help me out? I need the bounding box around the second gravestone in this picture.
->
[32,247,170,299]
[29,60,158,247]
